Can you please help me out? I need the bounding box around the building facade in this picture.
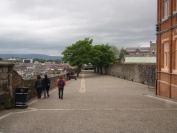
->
[157,0,177,99]
[23,58,33,63]
[125,41,156,56]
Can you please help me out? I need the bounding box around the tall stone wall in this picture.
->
[101,63,156,86]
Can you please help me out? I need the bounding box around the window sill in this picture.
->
[162,17,168,22]
[161,68,169,72]
[172,69,177,74]
[173,11,177,15]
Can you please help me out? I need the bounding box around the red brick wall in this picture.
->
[159,81,171,97]
[157,0,177,100]
[160,72,170,83]
[171,86,177,99]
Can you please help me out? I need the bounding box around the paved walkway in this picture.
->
[0,70,177,133]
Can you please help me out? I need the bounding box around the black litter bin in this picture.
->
[15,87,28,108]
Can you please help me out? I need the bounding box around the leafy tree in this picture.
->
[90,44,115,74]
[109,45,120,59]
[33,58,62,64]
[54,59,61,64]
[33,58,46,63]
[0,58,2,61]
[62,38,93,77]
[119,48,129,63]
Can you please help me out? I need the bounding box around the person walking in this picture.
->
[66,72,70,81]
[34,75,45,99]
[43,74,50,97]
[56,76,66,99]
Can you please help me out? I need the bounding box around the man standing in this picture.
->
[56,76,66,99]
[66,72,70,81]
[43,75,50,97]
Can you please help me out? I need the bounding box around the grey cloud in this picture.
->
[0,0,156,56]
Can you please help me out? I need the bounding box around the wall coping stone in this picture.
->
[0,62,14,67]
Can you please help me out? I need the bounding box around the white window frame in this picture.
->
[152,49,155,54]
[163,0,169,20]
[173,36,177,73]
[161,38,169,72]
[173,0,177,14]
[175,41,177,70]
[164,43,169,69]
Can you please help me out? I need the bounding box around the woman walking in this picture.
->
[34,75,45,99]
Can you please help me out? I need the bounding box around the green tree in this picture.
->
[109,45,120,59]
[33,58,46,63]
[119,48,129,63]
[0,58,2,61]
[90,44,115,74]
[62,38,93,77]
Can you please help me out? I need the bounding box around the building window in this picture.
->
[164,0,169,19]
[172,36,177,73]
[175,40,177,69]
[164,43,169,69]
[152,49,155,54]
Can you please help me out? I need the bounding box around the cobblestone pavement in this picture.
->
[0,70,177,133]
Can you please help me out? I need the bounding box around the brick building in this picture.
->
[157,0,177,99]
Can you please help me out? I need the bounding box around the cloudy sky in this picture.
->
[0,0,156,56]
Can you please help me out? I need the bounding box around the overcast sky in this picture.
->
[0,0,156,56]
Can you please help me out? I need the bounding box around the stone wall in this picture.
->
[0,62,14,109]
[0,62,67,109]
[12,71,67,100]
[101,63,156,87]
[0,61,156,110]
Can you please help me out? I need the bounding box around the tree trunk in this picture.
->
[96,66,99,73]
[77,66,81,77]
[94,68,96,73]
[100,65,103,74]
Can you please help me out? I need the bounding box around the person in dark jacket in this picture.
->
[66,72,70,81]
[34,75,45,99]
[43,75,50,97]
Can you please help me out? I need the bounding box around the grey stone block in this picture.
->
[2,67,8,73]
[0,73,9,80]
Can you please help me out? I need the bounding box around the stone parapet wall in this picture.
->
[0,61,67,110]
[0,61,156,110]
[12,71,67,100]
[0,62,14,109]
[101,63,156,87]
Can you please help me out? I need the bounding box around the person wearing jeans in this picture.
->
[56,76,66,99]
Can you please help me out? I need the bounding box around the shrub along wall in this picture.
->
[100,63,156,87]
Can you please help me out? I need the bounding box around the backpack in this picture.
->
[58,79,64,86]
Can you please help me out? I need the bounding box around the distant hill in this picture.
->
[0,54,62,60]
